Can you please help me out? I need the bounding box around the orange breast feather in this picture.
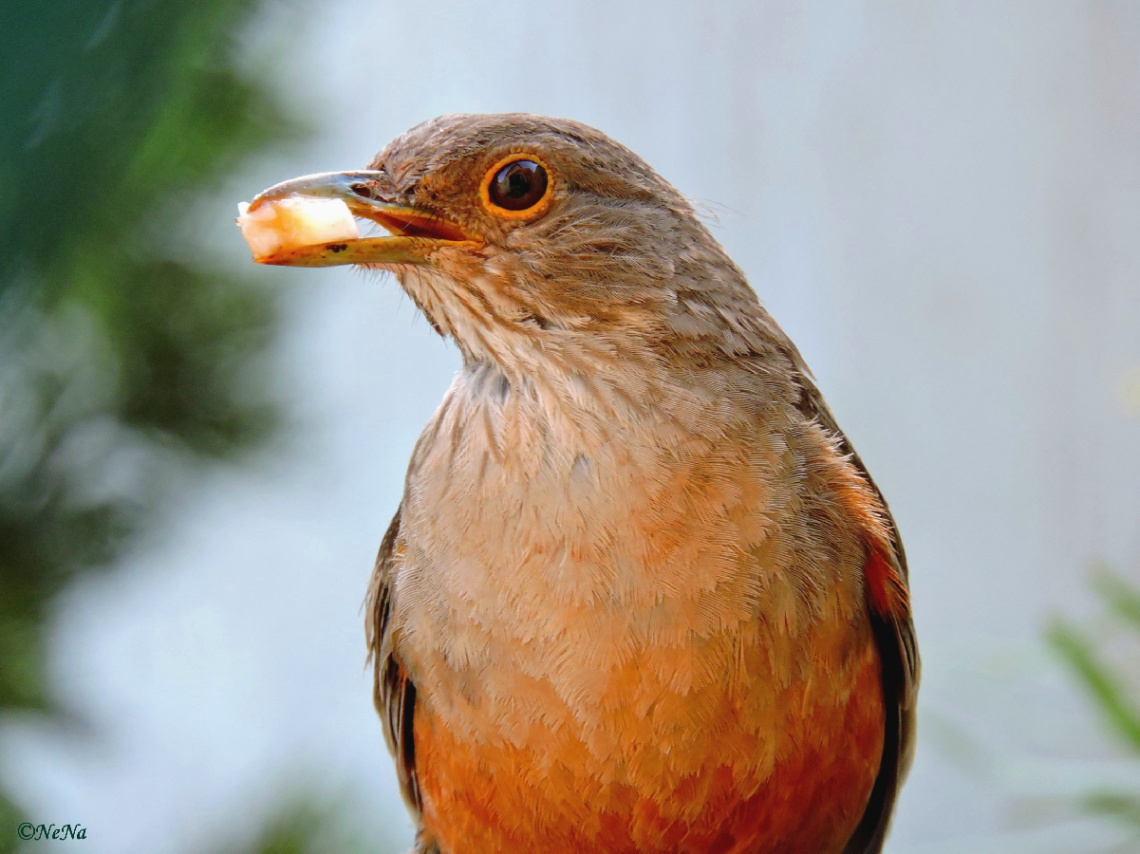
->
[414,639,884,854]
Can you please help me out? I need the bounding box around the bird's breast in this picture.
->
[392,370,882,852]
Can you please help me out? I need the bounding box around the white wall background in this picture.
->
[4,2,1140,852]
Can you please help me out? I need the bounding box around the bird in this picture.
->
[244,113,919,854]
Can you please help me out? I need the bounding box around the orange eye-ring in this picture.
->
[480,155,553,219]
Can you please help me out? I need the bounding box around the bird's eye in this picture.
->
[484,158,550,216]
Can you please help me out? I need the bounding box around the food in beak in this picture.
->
[236,197,360,261]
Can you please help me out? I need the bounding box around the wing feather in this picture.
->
[365,510,423,814]
[791,372,919,854]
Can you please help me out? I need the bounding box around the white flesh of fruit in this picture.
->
[237,197,360,260]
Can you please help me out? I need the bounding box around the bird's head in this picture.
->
[246,113,765,373]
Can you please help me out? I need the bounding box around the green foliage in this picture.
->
[1048,570,1140,754]
[213,794,375,854]
[1048,567,1140,839]
[0,0,301,844]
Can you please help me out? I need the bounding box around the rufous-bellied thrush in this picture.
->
[243,113,919,854]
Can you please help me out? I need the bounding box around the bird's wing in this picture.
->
[791,374,920,854]
[365,509,424,816]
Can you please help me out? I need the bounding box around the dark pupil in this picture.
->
[490,160,547,211]
[507,172,529,196]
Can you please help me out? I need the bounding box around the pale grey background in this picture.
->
[4,1,1140,852]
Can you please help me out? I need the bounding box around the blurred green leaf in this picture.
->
[1084,791,1140,829]
[0,0,303,840]
[222,796,374,854]
[1047,618,1140,754]
[1092,569,1140,632]
[1050,566,1140,842]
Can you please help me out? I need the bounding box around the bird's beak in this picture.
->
[244,171,477,267]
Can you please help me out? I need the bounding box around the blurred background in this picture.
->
[1,1,1138,852]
